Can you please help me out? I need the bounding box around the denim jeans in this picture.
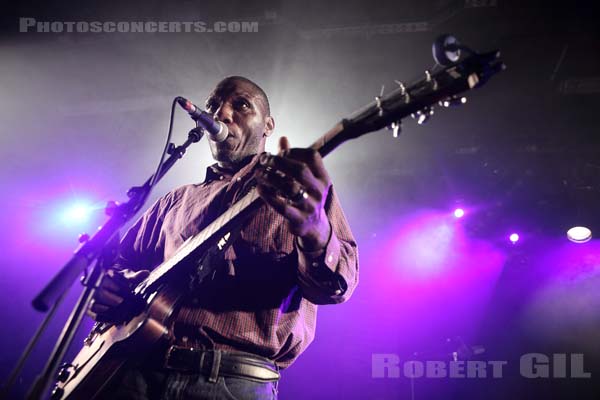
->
[102,366,278,400]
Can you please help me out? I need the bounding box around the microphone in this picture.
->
[176,96,228,142]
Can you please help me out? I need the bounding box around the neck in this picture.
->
[216,154,257,173]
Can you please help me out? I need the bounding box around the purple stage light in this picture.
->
[388,210,466,280]
[60,201,94,226]
[509,233,520,244]
[453,208,465,218]
[29,193,105,247]
[566,226,592,243]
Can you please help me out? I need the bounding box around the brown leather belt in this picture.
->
[164,346,280,383]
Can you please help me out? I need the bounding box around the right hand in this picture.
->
[87,269,150,323]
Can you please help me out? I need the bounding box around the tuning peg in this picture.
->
[439,96,467,108]
[78,233,90,243]
[424,70,438,90]
[375,96,383,117]
[394,80,410,103]
[375,85,385,117]
[387,121,402,138]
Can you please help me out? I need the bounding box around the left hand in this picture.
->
[254,136,332,251]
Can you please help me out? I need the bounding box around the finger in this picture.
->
[255,164,301,196]
[103,269,149,294]
[86,308,116,323]
[122,269,150,284]
[88,299,111,315]
[94,288,125,308]
[100,275,126,294]
[255,169,316,213]
[86,308,101,321]
[256,183,307,226]
[105,269,133,289]
[278,136,291,155]
[284,148,329,181]
[258,156,324,199]
[86,309,97,320]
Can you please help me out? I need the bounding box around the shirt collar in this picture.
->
[204,154,260,183]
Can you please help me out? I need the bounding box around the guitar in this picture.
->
[51,38,504,400]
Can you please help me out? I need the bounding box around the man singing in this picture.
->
[88,76,359,399]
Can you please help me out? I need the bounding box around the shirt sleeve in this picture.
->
[112,191,174,272]
[295,186,359,305]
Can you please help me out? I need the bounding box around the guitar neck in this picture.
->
[310,121,351,157]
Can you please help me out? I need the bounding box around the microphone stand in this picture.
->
[6,127,203,400]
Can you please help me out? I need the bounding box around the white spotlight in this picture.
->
[567,226,592,243]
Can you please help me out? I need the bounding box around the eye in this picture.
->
[233,98,251,110]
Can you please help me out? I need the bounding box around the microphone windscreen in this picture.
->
[208,122,228,143]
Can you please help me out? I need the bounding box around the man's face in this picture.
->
[204,79,273,167]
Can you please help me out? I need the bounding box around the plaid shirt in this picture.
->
[116,154,359,368]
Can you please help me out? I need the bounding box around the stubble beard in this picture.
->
[212,131,265,166]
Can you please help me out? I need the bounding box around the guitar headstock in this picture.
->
[356,41,506,136]
[311,35,505,157]
[350,37,505,137]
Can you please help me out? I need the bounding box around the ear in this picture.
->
[263,115,275,137]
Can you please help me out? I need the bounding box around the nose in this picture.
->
[213,102,233,125]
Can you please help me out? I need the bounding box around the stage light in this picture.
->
[453,208,465,218]
[509,233,519,244]
[60,201,94,226]
[567,226,592,243]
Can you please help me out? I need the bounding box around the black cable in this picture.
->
[139,98,179,208]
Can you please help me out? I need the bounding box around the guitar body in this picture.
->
[53,286,182,400]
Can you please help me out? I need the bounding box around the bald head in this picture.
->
[211,76,270,116]
[204,76,275,169]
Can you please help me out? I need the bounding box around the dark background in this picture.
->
[1,0,599,399]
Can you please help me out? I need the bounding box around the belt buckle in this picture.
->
[164,345,190,371]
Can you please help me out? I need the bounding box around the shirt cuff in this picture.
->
[295,226,346,297]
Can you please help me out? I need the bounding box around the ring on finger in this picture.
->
[288,187,309,204]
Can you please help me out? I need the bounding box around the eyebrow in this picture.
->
[205,91,261,111]
[206,91,254,103]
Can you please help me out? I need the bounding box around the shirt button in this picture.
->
[237,177,242,182]
[334,289,342,295]
[327,254,334,263]
[219,175,224,180]
[311,261,319,267]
